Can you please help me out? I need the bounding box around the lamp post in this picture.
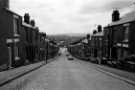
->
[42,33,47,64]
[45,39,49,64]
[46,42,48,64]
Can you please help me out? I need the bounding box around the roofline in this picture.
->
[111,20,135,27]
[22,22,37,29]
[4,8,22,17]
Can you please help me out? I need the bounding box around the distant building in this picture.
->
[91,31,104,62]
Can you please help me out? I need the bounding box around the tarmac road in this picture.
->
[0,48,135,90]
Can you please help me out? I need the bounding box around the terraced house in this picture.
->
[104,9,135,62]
[0,0,24,69]
[22,13,40,63]
[0,0,45,70]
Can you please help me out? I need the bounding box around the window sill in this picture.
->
[14,34,20,37]
[15,56,20,61]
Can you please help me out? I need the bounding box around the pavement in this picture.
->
[0,53,59,87]
[0,48,135,90]
[0,61,45,86]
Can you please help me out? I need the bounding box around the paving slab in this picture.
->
[0,61,45,86]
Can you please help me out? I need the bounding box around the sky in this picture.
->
[10,0,135,35]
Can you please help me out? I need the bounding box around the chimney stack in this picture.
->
[30,20,35,26]
[112,9,120,22]
[0,0,9,9]
[24,13,30,24]
[97,25,102,32]
[86,34,90,39]
[93,30,97,34]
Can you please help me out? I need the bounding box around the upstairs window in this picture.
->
[123,23,130,42]
[13,15,20,36]
[35,31,39,40]
[30,30,33,43]
[26,29,29,42]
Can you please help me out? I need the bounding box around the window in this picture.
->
[26,29,29,42]
[13,16,20,36]
[30,30,33,43]
[124,26,129,42]
[40,35,42,42]
[35,31,39,40]
[123,23,130,42]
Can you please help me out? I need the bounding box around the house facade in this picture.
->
[104,10,135,61]
[0,8,25,69]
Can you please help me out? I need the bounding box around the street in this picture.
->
[0,48,135,90]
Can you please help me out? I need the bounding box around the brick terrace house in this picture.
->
[81,37,91,58]
[105,10,135,61]
[22,13,40,63]
[0,0,59,71]
[90,31,104,63]
[0,7,25,69]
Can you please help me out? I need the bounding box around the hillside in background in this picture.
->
[47,33,86,45]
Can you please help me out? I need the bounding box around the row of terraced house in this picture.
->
[88,9,135,67]
[68,9,135,69]
[88,9,135,64]
[0,0,59,70]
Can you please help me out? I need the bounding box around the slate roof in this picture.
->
[69,43,82,46]
[22,22,36,29]
[110,10,135,26]
[92,32,104,36]
[82,38,88,44]
[5,8,21,17]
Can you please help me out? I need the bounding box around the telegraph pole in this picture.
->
[45,40,49,64]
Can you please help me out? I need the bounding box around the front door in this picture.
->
[8,46,12,68]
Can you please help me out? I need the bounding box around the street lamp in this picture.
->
[45,39,49,64]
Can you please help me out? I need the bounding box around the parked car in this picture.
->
[66,54,70,56]
[68,56,74,60]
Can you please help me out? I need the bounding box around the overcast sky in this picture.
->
[10,0,135,35]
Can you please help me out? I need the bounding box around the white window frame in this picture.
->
[13,15,20,37]
[123,23,130,42]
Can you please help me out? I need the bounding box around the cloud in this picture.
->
[80,0,134,14]
[10,0,135,35]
